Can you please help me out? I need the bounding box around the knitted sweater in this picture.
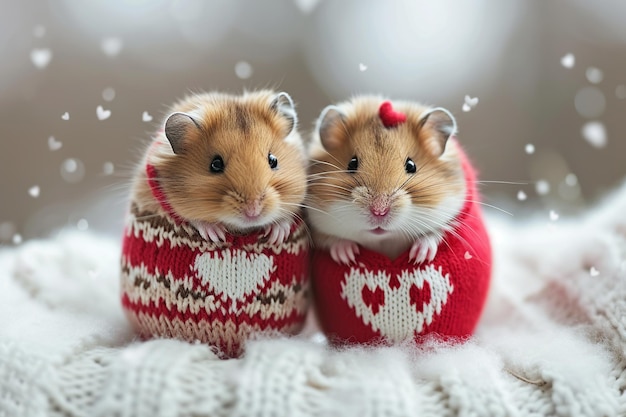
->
[120,165,310,358]
[312,150,491,344]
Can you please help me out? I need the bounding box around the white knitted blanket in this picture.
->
[2,184,626,417]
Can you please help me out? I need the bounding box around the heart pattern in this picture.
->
[194,249,276,304]
[341,264,454,343]
[97,105,111,120]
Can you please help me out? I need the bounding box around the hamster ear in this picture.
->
[164,112,201,155]
[316,105,346,151]
[270,92,297,135]
[417,107,457,156]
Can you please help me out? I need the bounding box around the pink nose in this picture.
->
[244,201,263,218]
[370,206,389,218]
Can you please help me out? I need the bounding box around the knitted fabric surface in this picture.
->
[313,146,491,344]
[121,165,310,358]
[3,181,626,416]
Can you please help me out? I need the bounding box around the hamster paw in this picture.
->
[193,221,227,243]
[263,220,292,245]
[330,239,360,265]
[409,235,441,264]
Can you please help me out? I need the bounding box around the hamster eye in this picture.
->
[405,158,416,174]
[347,156,358,172]
[268,153,278,170]
[210,155,225,173]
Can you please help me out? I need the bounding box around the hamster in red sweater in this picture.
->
[306,96,492,345]
[120,90,310,357]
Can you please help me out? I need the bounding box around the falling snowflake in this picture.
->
[28,185,40,198]
[234,61,253,79]
[581,121,607,148]
[12,234,22,245]
[525,143,535,154]
[585,67,603,84]
[549,210,559,221]
[517,190,527,201]
[61,112,70,121]
[359,63,368,72]
[102,87,116,102]
[30,48,52,69]
[536,180,550,196]
[61,158,85,183]
[560,53,575,69]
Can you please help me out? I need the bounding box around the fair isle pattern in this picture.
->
[311,146,492,345]
[341,265,454,343]
[121,203,310,358]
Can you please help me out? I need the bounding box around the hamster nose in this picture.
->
[243,199,263,219]
[369,195,391,218]
[370,206,389,218]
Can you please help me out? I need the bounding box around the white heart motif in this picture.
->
[194,249,276,304]
[341,265,454,343]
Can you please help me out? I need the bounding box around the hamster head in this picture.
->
[307,96,466,244]
[152,90,307,232]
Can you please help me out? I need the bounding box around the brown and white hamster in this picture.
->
[131,90,307,244]
[306,96,466,264]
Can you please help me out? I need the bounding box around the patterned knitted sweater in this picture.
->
[312,150,492,344]
[120,164,310,358]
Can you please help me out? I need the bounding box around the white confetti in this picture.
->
[589,266,599,277]
[585,67,604,84]
[61,112,70,121]
[462,103,471,112]
[359,63,368,72]
[28,185,40,198]
[102,87,116,102]
[517,190,527,201]
[30,48,52,69]
[464,251,472,260]
[616,85,626,100]
[549,210,559,221]
[48,136,62,151]
[536,180,550,196]
[581,121,607,148]
[142,111,153,122]
[525,143,535,154]
[101,37,123,57]
[103,162,114,175]
[464,95,479,107]
[560,53,575,69]
[96,105,111,120]
[33,25,46,38]
[77,218,89,231]
[61,158,85,183]
[565,173,578,186]
[575,87,606,118]
[234,61,253,79]
[12,234,22,245]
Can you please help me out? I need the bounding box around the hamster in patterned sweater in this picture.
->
[306,96,466,265]
[131,90,308,243]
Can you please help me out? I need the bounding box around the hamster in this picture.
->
[131,90,308,244]
[306,96,466,265]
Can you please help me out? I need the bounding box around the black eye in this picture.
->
[268,153,278,169]
[405,158,416,174]
[347,156,358,172]
[210,155,224,173]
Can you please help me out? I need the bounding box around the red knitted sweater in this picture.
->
[311,150,492,345]
[120,164,310,358]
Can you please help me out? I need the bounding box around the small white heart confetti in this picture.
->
[142,111,153,122]
[536,180,550,196]
[234,61,253,79]
[517,190,527,201]
[61,112,70,120]
[28,185,40,198]
[560,53,575,69]
[97,105,111,120]
[525,143,535,154]
[103,161,114,175]
[12,234,22,245]
[48,136,62,151]
[581,121,607,148]
[585,67,603,84]
[464,95,479,107]
[101,37,123,57]
[464,251,472,260]
[30,48,52,69]
[549,210,559,221]
[589,266,599,277]
[359,63,367,72]
[462,103,471,112]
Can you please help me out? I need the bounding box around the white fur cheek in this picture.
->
[399,194,466,237]
[307,200,368,241]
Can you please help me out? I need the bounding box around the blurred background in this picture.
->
[1,0,625,245]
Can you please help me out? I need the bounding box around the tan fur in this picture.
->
[131,90,307,233]
[307,96,465,250]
